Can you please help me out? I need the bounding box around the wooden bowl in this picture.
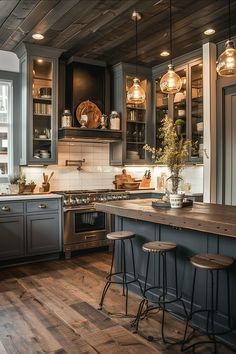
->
[122,182,140,190]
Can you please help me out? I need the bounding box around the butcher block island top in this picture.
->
[95,199,236,238]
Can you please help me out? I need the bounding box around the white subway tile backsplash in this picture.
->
[21,141,203,193]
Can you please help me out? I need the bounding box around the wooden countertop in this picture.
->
[95,199,236,238]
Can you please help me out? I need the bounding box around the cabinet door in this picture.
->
[27,213,61,255]
[189,61,203,162]
[0,216,24,260]
[125,75,149,163]
[110,63,152,166]
[31,57,57,164]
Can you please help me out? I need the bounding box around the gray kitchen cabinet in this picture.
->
[0,197,62,263]
[153,51,203,163]
[0,216,25,260]
[27,213,60,255]
[15,43,63,165]
[110,62,153,165]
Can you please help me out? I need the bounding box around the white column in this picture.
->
[203,42,217,203]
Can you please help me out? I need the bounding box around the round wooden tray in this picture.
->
[75,100,102,128]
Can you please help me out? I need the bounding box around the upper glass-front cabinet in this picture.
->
[190,62,203,160]
[16,44,62,165]
[126,75,148,162]
[32,59,53,162]
[155,58,203,163]
[110,63,152,166]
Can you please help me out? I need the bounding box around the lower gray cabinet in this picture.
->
[27,213,60,255]
[0,216,25,259]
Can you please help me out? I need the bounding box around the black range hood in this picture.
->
[58,127,122,143]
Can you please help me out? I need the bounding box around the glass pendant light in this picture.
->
[216,0,236,77]
[160,0,182,94]
[127,10,146,104]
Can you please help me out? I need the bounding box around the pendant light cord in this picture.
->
[170,0,172,64]
[135,14,138,76]
[228,0,231,40]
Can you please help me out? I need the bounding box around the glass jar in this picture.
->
[109,111,120,130]
[61,109,72,128]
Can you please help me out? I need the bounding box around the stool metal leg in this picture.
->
[182,267,196,350]
[132,252,150,332]
[98,241,116,310]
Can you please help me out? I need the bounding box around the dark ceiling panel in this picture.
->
[0,0,236,67]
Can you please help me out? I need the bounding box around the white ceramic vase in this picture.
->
[169,194,184,208]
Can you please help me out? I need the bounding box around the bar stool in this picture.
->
[182,253,234,353]
[132,241,187,343]
[98,231,142,315]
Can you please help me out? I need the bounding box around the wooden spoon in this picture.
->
[48,171,54,182]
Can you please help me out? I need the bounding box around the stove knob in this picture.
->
[76,197,81,204]
[70,197,76,205]
[64,197,70,206]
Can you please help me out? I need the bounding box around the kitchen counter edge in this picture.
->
[95,198,236,238]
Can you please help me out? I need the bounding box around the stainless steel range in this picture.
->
[53,189,130,258]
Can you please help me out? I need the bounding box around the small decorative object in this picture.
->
[61,109,72,128]
[143,115,191,199]
[169,194,184,208]
[100,114,108,129]
[80,114,88,128]
[175,118,185,136]
[76,100,102,128]
[109,111,120,130]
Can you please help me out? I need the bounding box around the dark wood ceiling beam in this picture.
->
[66,0,168,60]
[1,0,60,50]
[60,0,144,57]
[10,0,80,52]
[113,0,228,64]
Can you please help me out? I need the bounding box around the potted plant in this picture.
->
[175,118,185,136]
[143,115,191,202]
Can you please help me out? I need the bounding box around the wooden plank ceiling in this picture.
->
[0,0,236,67]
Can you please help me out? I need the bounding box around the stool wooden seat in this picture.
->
[190,253,234,270]
[142,241,176,253]
[107,231,135,240]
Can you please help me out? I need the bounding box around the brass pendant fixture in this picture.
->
[216,0,236,77]
[160,0,182,94]
[127,10,146,104]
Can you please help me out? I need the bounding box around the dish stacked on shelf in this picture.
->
[127,150,140,160]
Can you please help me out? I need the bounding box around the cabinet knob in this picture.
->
[1,206,10,212]
[38,203,47,209]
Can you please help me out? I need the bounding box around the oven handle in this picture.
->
[63,207,96,213]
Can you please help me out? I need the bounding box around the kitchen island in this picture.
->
[95,199,236,348]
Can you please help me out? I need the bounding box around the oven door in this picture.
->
[64,207,111,247]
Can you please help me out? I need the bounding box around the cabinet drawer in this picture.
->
[0,201,24,215]
[26,199,59,213]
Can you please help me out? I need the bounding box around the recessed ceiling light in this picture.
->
[160,51,170,57]
[37,59,43,63]
[32,33,44,40]
[204,28,215,36]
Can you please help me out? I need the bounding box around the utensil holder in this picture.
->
[42,182,50,192]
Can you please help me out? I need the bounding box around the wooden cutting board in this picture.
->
[114,169,133,189]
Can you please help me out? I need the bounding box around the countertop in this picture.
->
[95,198,236,238]
[0,193,63,202]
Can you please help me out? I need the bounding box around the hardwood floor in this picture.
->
[0,251,234,354]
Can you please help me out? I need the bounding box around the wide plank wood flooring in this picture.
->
[0,251,234,354]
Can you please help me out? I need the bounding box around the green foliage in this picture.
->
[143,115,191,177]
